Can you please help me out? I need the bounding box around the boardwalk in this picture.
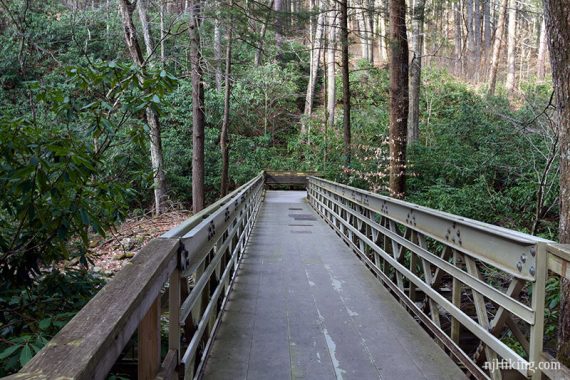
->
[203,191,466,380]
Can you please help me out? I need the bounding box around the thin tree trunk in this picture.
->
[454,1,463,75]
[537,15,547,81]
[543,0,570,367]
[367,0,374,64]
[188,0,205,212]
[340,0,351,164]
[120,0,167,215]
[379,2,388,63]
[254,0,275,66]
[408,0,425,144]
[160,0,165,65]
[303,0,325,121]
[505,0,516,95]
[357,3,369,61]
[220,1,233,197]
[326,0,338,128]
[466,0,474,76]
[274,0,283,61]
[488,0,508,96]
[214,19,222,91]
[389,0,409,198]
[473,0,481,80]
[483,0,491,50]
[137,0,154,58]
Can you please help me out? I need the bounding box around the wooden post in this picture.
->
[168,269,181,358]
[138,297,161,380]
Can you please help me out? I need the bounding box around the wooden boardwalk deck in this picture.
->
[202,191,466,380]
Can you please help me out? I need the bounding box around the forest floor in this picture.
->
[88,210,191,274]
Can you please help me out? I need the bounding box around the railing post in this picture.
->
[138,296,161,380]
[529,243,547,380]
[169,269,181,358]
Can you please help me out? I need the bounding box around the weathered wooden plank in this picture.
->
[155,350,178,380]
[138,297,161,380]
[10,238,179,380]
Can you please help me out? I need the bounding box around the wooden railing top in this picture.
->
[6,238,180,380]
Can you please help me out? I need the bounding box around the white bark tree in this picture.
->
[505,0,517,95]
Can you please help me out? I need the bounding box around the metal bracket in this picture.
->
[178,243,190,272]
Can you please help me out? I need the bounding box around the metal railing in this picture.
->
[7,172,264,380]
[307,176,570,380]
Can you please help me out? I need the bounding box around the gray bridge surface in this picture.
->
[202,191,466,379]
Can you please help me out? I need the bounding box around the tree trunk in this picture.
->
[274,0,283,61]
[483,0,491,51]
[408,0,425,144]
[378,2,388,63]
[466,0,474,76]
[220,2,233,197]
[254,0,275,66]
[537,15,547,81]
[120,0,167,215]
[505,0,516,95]
[543,0,570,368]
[340,0,351,164]
[326,0,338,129]
[214,19,222,91]
[303,0,325,122]
[454,1,463,75]
[160,0,165,65]
[473,0,481,80]
[188,0,205,212]
[367,0,374,64]
[137,0,154,59]
[357,2,369,61]
[488,0,508,96]
[389,0,409,198]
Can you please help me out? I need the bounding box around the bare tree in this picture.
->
[454,0,463,75]
[483,0,491,51]
[340,0,351,164]
[274,0,283,61]
[389,0,409,198]
[119,0,167,215]
[408,0,425,144]
[254,0,275,66]
[473,0,481,79]
[188,0,205,212]
[543,0,570,367]
[214,18,222,91]
[220,1,234,196]
[303,0,325,124]
[505,0,517,96]
[536,14,548,81]
[488,0,508,96]
[326,0,338,129]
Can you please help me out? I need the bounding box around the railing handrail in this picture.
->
[307,176,570,380]
[309,176,552,245]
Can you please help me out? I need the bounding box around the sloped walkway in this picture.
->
[202,191,466,379]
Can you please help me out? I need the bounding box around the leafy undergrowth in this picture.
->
[0,209,191,376]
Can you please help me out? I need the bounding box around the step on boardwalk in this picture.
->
[203,191,466,379]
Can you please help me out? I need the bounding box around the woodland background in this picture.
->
[0,0,568,374]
